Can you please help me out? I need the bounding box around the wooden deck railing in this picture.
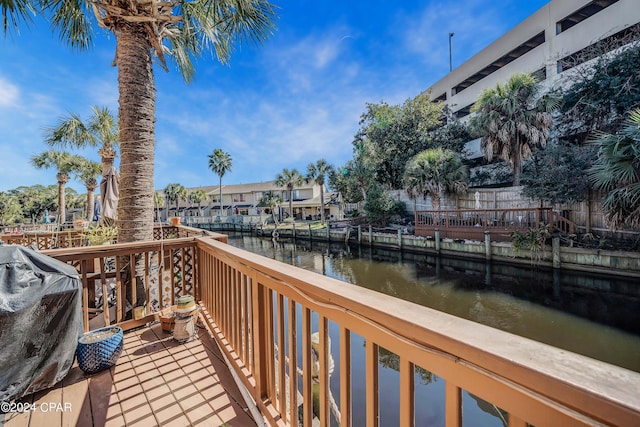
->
[43,229,227,333]
[1,223,205,250]
[415,207,575,241]
[195,236,639,427]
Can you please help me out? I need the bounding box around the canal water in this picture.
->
[224,233,640,426]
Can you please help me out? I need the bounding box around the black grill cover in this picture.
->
[0,245,82,401]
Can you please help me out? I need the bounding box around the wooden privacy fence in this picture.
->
[195,236,639,427]
[415,207,575,241]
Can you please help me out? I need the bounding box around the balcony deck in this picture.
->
[2,321,256,427]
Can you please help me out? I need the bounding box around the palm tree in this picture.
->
[31,150,82,224]
[164,183,187,217]
[15,0,277,244]
[588,108,640,229]
[189,189,208,217]
[73,158,103,222]
[403,148,468,212]
[470,72,558,186]
[306,159,334,222]
[45,105,119,170]
[275,168,304,220]
[258,190,282,225]
[153,192,165,222]
[208,149,233,214]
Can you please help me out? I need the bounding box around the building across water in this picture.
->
[155,180,341,222]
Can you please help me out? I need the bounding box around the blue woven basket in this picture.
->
[77,326,124,374]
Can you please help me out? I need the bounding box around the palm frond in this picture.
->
[41,0,93,49]
[1,0,36,35]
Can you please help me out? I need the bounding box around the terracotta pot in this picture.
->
[170,217,181,226]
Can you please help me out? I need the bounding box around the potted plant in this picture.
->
[82,224,119,246]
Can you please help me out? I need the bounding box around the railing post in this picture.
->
[552,234,561,269]
[435,228,441,253]
[369,225,373,247]
[327,224,331,242]
[397,229,402,250]
[293,222,296,240]
[358,225,362,245]
[250,273,269,401]
[485,230,492,260]
[309,223,312,243]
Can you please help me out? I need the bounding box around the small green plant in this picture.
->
[511,223,551,263]
[82,225,118,246]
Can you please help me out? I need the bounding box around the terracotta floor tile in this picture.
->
[172,383,199,402]
[157,414,192,427]
[124,410,157,427]
[116,383,143,400]
[154,403,186,425]
[148,391,176,412]
[143,383,172,402]
[182,399,220,426]
[112,374,139,392]
[118,392,148,413]
[103,414,126,427]
[160,369,185,383]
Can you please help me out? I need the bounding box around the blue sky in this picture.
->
[0,0,549,193]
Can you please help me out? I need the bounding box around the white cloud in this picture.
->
[0,77,19,107]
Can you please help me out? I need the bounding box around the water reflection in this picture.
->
[228,233,640,372]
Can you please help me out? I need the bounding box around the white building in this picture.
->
[156,181,341,222]
[426,0,640,160]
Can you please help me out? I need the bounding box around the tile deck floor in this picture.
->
[2,321,257,427]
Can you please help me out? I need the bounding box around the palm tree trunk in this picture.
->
[219,176,223,215]
[58,181,66,224]
[87,186,96,222]
[513,135,522,186]
[319,182,325,222]
[116,25,155,244]
[289,191,293,219]
[116,25,155,312]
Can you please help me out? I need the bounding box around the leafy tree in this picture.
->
[558,40,640,138]
[208,149,233,214]
[44,105,119,172]
[403,148,468,212]
[188,189,208,216]
[363,183,405,227]
[8,185,58,223]
[330,140,377,204]
[0,192,23,225]
[521,142,594,206]
[425,106,474,154]
[470,72,558,186]
[7,0,277,244]
[588,109,640,229]
[306,159,334,222]
[163,183,187,217]
[275,168,304,220]
[354,93,444,188]
[31,150,83,223]
[329,162,364,204]
[73,158,102,221]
